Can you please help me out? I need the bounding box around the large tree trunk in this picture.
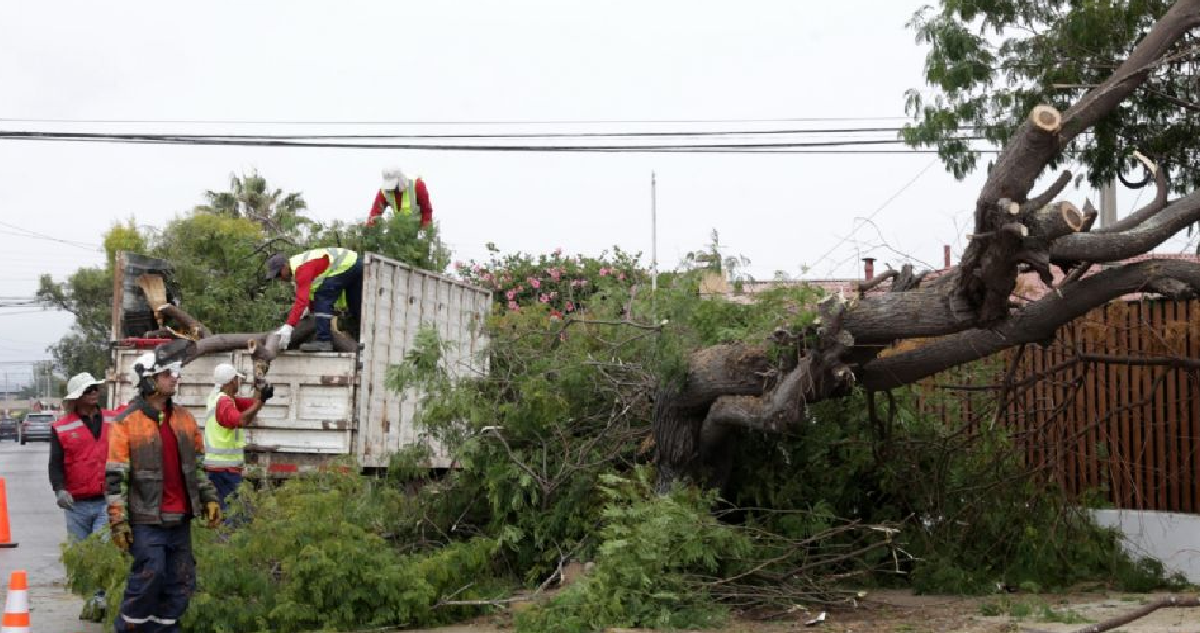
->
[655,0,1200,489]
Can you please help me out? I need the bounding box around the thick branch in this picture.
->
[1051,188,1200,261]
[1068,596,1200,633]
[861,259,1200,390]
[158,304,212,340]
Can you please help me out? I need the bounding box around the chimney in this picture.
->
[862,257,875,281]
[944,245,952,269]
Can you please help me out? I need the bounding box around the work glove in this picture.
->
[111,522,132,553]
[276,324,294,349]
[203,501,222,528]
[55,489,75,510]
[259,384,274,403]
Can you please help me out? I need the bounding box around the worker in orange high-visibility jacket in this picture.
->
[367,168,433,227]
[49,372,124,542]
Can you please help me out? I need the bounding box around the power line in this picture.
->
[0,221,103,252]
[0,115,912,126]
[805,159,940,275]
[0,129,990,154]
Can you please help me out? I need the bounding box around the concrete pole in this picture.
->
[1100,180,1118,228]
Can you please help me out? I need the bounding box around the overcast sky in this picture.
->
[0,1,1184,386]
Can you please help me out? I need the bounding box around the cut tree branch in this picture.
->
[861,259,1200,390]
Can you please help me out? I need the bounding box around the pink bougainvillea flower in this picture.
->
[530,278,541,289]
[453,261,466,270]
[566,301,576,312]
[539,293,550,303]
[471,263,482,273]
[598,268,610,276]
[506,289,517,300]
[618,272,626,281]
[554,247,563,256]
[507,300,520,310]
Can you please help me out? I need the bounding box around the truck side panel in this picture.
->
[357,254,490,468]
[109,349,357,460]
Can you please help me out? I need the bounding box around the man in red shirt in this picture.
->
[203,363,270,511]
[266,248,362,353]
[368,168,433,227]
[107,346,220,632]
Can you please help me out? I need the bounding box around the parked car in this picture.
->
[0,416,17,442]
[19,412,57,445]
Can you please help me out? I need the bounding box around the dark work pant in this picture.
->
[206,470,243,512]
[114,523,195,633]
[312,259,363,341]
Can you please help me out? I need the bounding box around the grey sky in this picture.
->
[0,1,1184,384]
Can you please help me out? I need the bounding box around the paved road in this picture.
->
[0,439,102,633]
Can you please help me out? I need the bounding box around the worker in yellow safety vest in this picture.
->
[367,168,433,227]
[265,247,363,353]
[203,363,271,511]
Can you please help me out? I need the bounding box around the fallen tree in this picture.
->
[655,0,1200,490]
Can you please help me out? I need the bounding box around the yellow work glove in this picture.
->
[111,522,132,553]
[203,501,222,528]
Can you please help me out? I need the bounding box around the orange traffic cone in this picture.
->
[0,478,16,548]
[0,570,30,633]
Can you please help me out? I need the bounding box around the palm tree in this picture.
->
[195,171,309,235]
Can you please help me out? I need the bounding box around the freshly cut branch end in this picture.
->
[1031,105,1062,132]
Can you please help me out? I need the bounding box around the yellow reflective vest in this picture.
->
[203,390,245,469]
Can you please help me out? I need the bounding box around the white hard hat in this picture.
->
[64,372,104,401]
[131,351,178,382]
[381,168,408,190]
[213,363,245,387]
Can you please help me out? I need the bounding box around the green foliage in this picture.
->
[195,170,311,236]
[62,469,504,633]
[515,469,749,633]
[903,0,1198,191]
[350,210,452,273]
[37,265,113,377]
[103,217,147,269]
[726,378,1188,596]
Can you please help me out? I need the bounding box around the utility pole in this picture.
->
[1100,180,1118,228]
[650,170,658,294]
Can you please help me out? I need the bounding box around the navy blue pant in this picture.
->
[312,259,363,341]
[206,470,242,512]
[114,523,195,633]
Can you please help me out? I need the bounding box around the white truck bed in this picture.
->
[109,252,490,472]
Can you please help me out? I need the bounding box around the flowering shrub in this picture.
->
[454,245,646,318]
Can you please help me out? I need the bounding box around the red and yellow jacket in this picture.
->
[105,397,218,526]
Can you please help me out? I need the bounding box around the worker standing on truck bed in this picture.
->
[266,247,363,353]
[203,363,272,512]
[367,167,433,227]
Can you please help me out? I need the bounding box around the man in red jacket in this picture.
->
[368,168,433,227]
[49,372,124,542]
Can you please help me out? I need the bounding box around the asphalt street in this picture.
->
[0,438,102,632]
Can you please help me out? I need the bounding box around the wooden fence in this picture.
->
[919,299,1200,514]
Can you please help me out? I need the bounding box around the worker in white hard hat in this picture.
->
[203,363,272,511]
[367,167,433,227]
[49,372,124,542]
[108,343,221,632]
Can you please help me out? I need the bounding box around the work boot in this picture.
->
[299,339,334,353]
